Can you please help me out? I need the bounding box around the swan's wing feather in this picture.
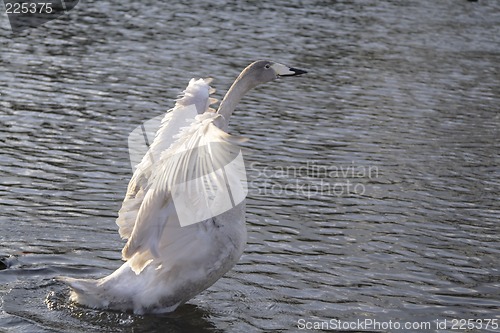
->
[121,112,246,273]
[116,79,216,240]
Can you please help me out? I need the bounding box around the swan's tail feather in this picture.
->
[57,276,114,309]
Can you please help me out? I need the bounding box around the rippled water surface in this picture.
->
[1,0,499,332]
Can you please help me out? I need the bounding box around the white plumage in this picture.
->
[59,61,306,314]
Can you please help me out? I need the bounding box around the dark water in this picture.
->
[1,0,499,332]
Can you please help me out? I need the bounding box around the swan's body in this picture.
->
[60,60,306,314]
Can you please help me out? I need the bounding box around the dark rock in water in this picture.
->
[0,258,8,270]
[0,256,16,270]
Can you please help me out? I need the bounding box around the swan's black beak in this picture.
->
[271,63,307,77]
[281,67,307,76]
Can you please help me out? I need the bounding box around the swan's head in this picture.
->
[217,60,307,126]
[239,60,307,88]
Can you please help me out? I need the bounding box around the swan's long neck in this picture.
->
[217,70,256,129]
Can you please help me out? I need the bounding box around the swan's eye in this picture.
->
[264,64,271,69]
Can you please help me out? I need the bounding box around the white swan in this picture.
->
[59,60,306,314]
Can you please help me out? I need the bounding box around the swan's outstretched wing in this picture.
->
[116,78,216,239]
[121,112,247,273]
